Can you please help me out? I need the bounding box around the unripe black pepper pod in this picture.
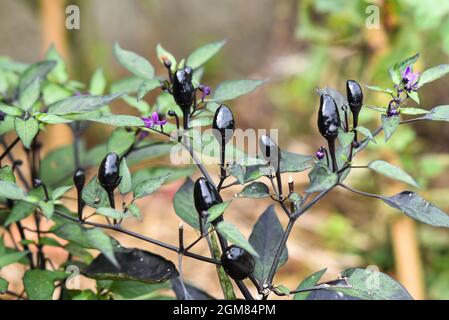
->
[193,177,223,214]
[317,94,340,140]
[172,66,195,115]
[259,135,280,172]
[73,169,86,191]
[212,104,235,145]
[346,80,363,129]
[98,152,121,193]
[221,245,255,281]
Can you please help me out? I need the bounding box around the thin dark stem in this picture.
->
[328,138,337,172]
[338,183,384,200]
[0,137,19,162]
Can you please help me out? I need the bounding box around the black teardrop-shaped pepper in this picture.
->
[73,169,86,221]
[193,177,223,214]
[172,66,195,129]
[318,94,340,171]
[221,245,255,281]
[213,104,235,145]
[98,152,121,194]
[346,80,363,140]
[259,135,280,172]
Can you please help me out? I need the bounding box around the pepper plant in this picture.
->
[0,42,449,300]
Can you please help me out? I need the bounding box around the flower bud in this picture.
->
[317,94,340,140]
[259,135,280,172]
[98,152,121,193]
[213,104,235,145]
[221,245,255,281]
[193,177,223,214]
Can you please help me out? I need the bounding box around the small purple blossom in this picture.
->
[402,66,419,91]
[199,84,211,102]
[141,112,167,128]
[316,146,326,160]
[387,108,400,117]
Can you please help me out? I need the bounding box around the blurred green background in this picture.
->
[1,0,449,299]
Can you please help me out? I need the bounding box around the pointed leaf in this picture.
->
[212,79,265,102]
[114,43,154,79]
[236,182,270,199]
[47,93,122,115]
[216,221,258,257]
[418,64,449,87]
[368,160,419,188]
[15,117,39,149]
[305,163,338,193]
[186,40,226,69]
[294,268,327,300]
[133,173,171,199]
[381,114,400,142]
[173,178,199,230]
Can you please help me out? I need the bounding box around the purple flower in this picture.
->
[141,112,167,128]
[402,66,419,91]
[199,85,211,102]
[387,107,400,117]
[316,146,326,160]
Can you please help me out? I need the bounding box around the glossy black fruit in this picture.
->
[346,80,363,129]
[259,135,280,172]
[212,104,235,145]
[98,152,121,193]
[317,94,340,140]
[193,177,223,214]
[172,66,195,128]
[73,169,86,191]
[221,245,255,280]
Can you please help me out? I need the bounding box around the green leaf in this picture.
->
[337,129,355,148]
[40,144,76,188]
[186,40,226,69]
[88,114,144,127]
[107,281,170,300]
[368,160,419,188]
[279,151,314,173]
[96,207,127,219]
[89,68,107,95]
[19,77,40,111]
[19,61,56,95]
[364,85,394,95]
[212,79,265,102]
[132,166,194,186]
[122,95,150,113]
[42,82,72,105]
[127,203,142,220]
[355,126,376,143]
[52,186,72,200]
[35,113,72,124]
[249,205,287,284]
[0,180,26,200]
[84,247,178,283]
[107,128,135,156]
[110,76,144,95]
[5,201,34,226]
[133,173,171,200]
[305,163,338,193]
[156,44,177,71]
[381,114,400,142]
[418,64,449,88]
[15,117,39,149]
[275,285,290,295]
[137,79,161,101]
[206,201,232,224]
[294,268,327,300]
[329,268,412,300]
[47,93,122,115]
[23,270,68,300]
[119,158,132,195]
[173,178,199,230]
[408,91,420,104]
[39,200,55,219]
[82,176,109,209]
[424,105,449,122]
[389,53,419,85]
[45,45,68,83]
[114,43,154,79]
[209,232,236,300]
[0,277,8,293]
[0,165,16,183]
[399,107,428,115]
[53,222,118,266]
[216,221,258,257]
[0,251,29,268]
[236,182,270,199]
[0,103,24,117]
[382,191,449,228]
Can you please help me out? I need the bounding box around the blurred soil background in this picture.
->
[1,0,449,299]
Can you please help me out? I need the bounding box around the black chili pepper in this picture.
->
[194,177,223,233]
[213,104,235,179]
[318,94,340,172]
[346,80,363,142]
[221,245,255,281]
[172,66,195,129]
[98,152,121,223]
[73,168,86,221]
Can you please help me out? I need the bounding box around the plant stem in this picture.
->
[0,137,19,163]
